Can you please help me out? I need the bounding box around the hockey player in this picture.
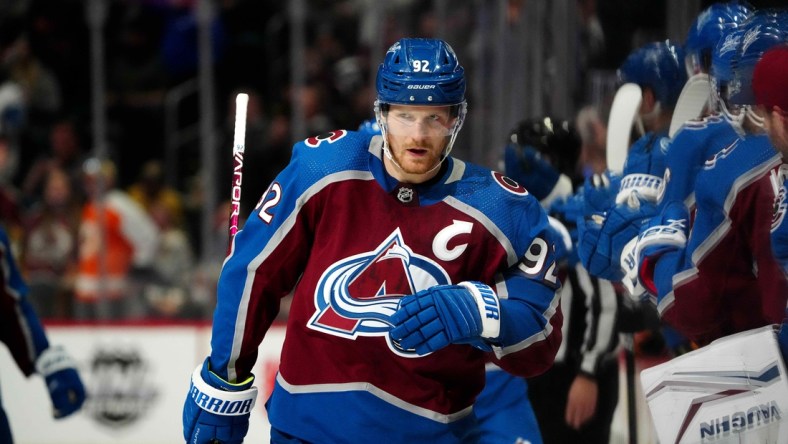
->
[683,1,751,76]
[753,42,788,273]
[754,44,788,157]
[0,224,86,442]
[753,43,788,359]
[182,38,563,444]
[577,40,687,289]
[637,15,788,345]
[658,6,752,210]
[363,116,547,444]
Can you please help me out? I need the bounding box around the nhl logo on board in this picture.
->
[397,187,414,203]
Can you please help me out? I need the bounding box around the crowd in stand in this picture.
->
[0,0,735,322]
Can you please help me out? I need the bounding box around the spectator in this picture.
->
[0,134,22,236]
[127,159,185,229]
[22,117,87,207]
[574,105,608,180]
[20,166,80,318]
[73,158,159,320]
[144,200,195,318]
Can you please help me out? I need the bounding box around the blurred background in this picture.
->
[0,0,725,323]
[0,0,771,322]
[0,0,784,443]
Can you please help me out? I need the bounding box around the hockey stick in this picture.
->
[606,83,643,174]
[229,93,249,243]
[668,73,710,138]
[606,83,644,444]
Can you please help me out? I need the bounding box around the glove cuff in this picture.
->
[458,281,500,339]
[616,173,663,205]
[36,346,76,377]
[189,364,258,416]
[620,236,647,299]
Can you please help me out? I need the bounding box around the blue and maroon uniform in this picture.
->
[653,134,788,344]
[208,131,563,442]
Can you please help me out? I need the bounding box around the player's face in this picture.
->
[383,104,455,182]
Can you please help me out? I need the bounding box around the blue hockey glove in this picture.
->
[504,144,560,202]
[577,194,656,281]
[616,134,669,205]
[636,200,689,297]
[183,358,258,444]
[389,282,500,355]
[582,171,622,215]
[35,345,86,419]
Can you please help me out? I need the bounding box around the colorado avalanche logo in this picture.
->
[308,228,450,356]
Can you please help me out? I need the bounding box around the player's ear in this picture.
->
[640,88,657,115]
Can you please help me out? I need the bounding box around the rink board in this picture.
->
[0,322,285,444]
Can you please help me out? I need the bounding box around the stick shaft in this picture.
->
[229,93,249,242]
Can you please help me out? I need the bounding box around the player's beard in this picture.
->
[386,139,447,178]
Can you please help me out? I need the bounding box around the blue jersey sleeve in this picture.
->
[453,166,563,376]
[0,226,50,376]
[209,130,374,381]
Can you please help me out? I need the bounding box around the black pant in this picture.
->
[527,358,619,444]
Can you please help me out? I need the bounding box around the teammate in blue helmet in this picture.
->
[684,2,751,76]
[728,13,788,130]
[618,40,688,121]
[577,41,685,287]
[710,25,747,123]
[184,37,562,444]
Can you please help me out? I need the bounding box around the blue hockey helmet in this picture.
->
[617,40,688,109]
[376,38,466,106]
[709,26,745,118]
[684,2,751,75]
[374,38,468,163]
[728,18,787,107]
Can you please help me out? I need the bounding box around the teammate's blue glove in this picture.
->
[636,200,689,297]
[504,144,560,202]
[582,171,622,215]
[616,134,668,205]
[389,282,500,355]
[183,358,258,444]
[35,345,87,419]
[577,194,656,281]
